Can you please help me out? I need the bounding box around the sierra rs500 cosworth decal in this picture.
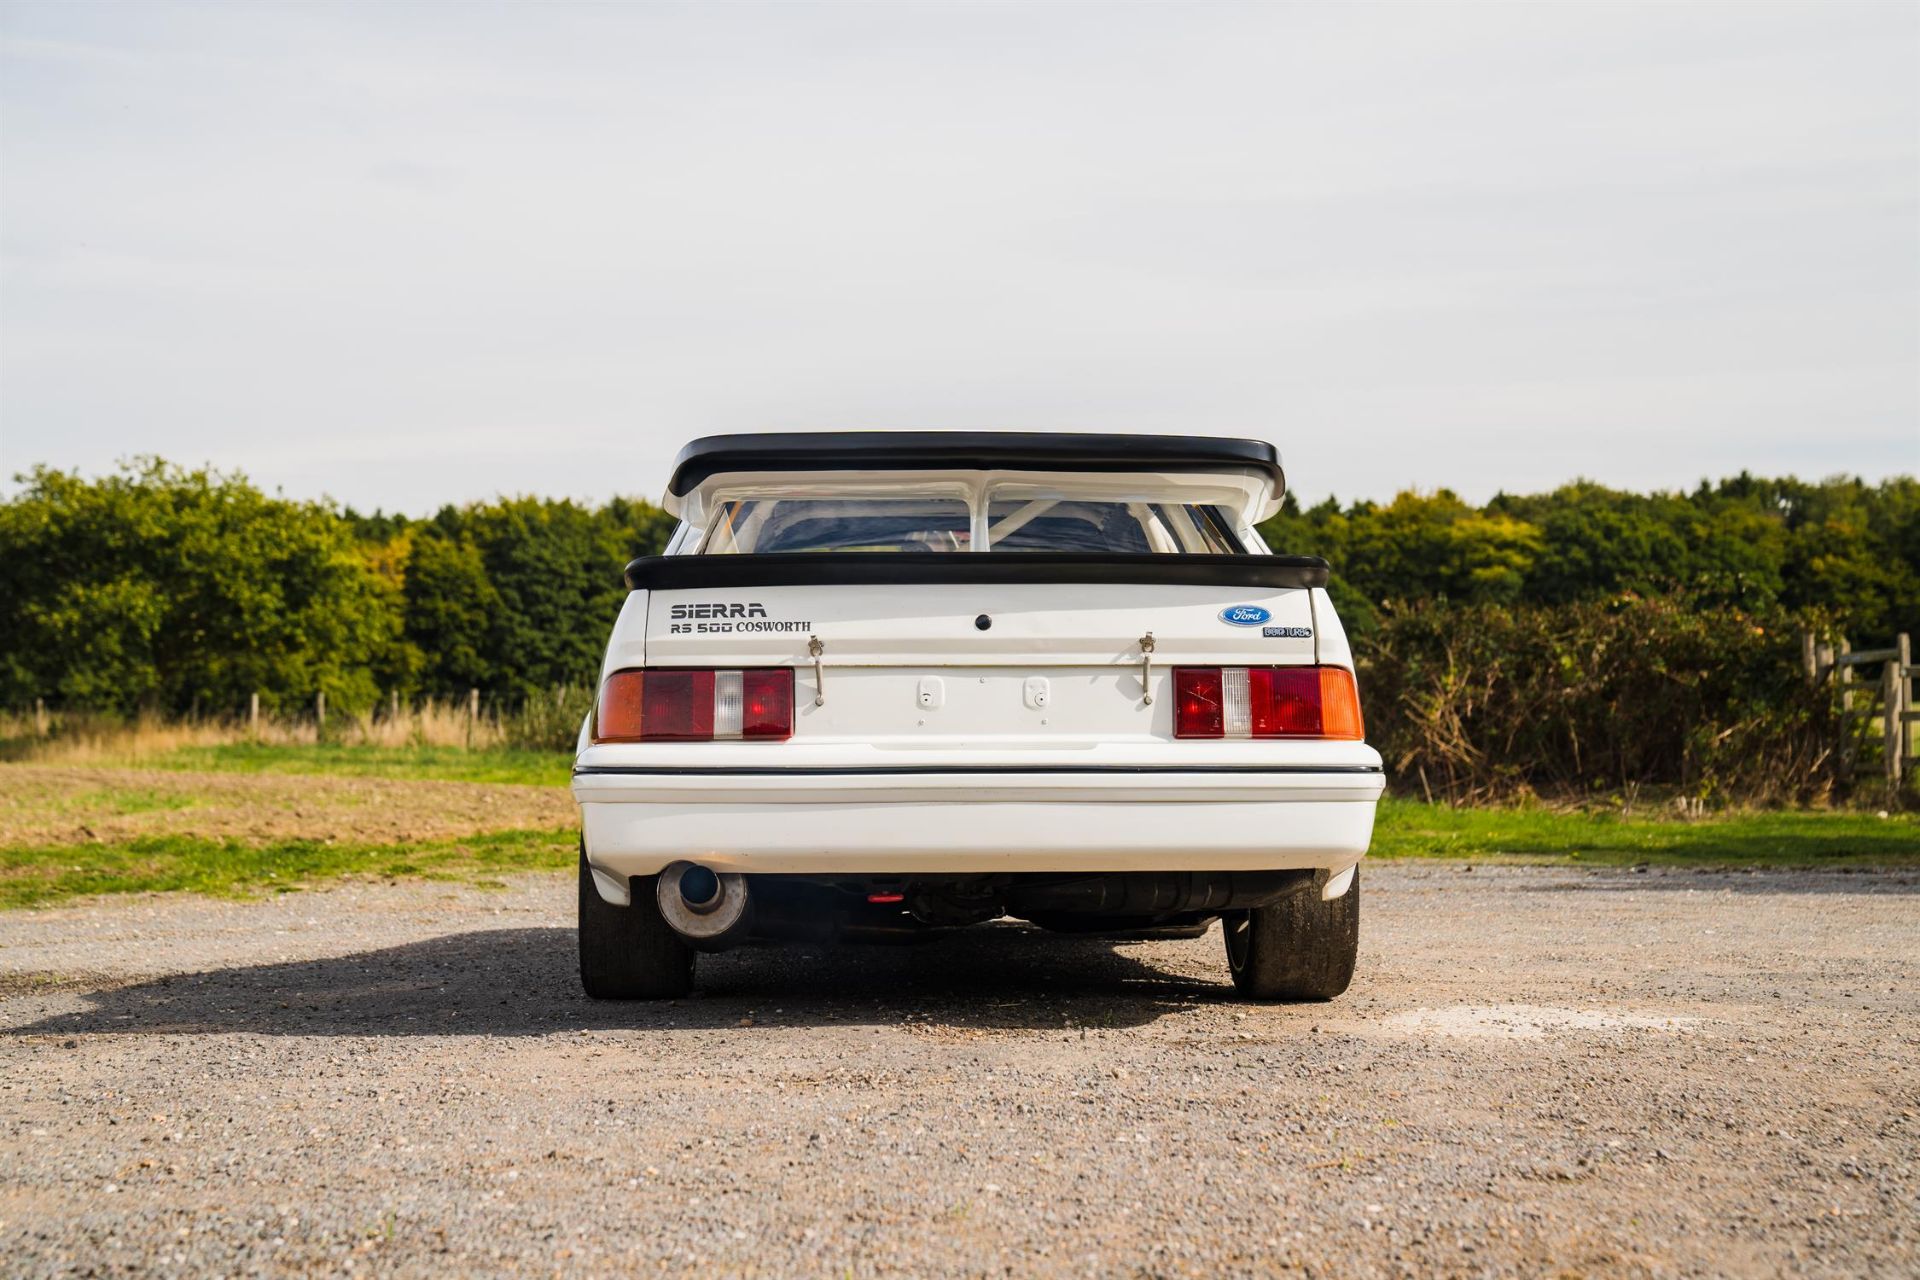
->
[667,602,813,634]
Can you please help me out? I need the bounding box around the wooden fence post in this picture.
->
[1839,637,1853,713]
[1886,648,1901,790]
[1837,637,1854,783]
[316,691,327,735]
[467,687,479,749]
[33,697,48,738]
[249,692,259,737]
[389,689,400,723]
[1892,633,1912,792]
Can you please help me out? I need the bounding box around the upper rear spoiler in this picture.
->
[623,552,1331,592]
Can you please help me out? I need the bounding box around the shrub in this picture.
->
[1358,597,1838,806]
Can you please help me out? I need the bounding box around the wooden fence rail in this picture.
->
[1806,631,1913,794]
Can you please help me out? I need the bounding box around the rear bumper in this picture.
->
[572,766,1384,893]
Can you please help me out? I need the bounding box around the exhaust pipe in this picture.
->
[656,861,751,950]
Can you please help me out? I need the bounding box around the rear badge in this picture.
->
[667,601,812,635]
[1263,626,1312,639]
[1219,605,1271,626]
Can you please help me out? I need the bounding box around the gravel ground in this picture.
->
[1,863,1915,1278]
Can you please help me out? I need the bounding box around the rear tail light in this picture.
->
[1172,666,1363,740]
[593,668,794,743]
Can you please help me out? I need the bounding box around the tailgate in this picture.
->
[645,580,1317,668]
[637,567,1322,747]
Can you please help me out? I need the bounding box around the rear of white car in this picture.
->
[571,433,1384,1000]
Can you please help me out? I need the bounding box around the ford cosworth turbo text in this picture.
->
[571,432,1384,1000]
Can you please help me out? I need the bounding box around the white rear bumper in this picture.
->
[572,766,1384,894]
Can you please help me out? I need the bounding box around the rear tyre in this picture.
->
[1223,867,1358,1001]
[578,848,694,999]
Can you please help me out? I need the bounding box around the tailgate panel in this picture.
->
[644,582,1317,668]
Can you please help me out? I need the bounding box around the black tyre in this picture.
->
[1223,867,1359,1001]
[578,848,694,999]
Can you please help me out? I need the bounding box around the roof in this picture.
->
[664,431,1285,498]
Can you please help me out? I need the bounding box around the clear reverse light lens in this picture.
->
[1221,668,1252,738]
[712,670,744,739]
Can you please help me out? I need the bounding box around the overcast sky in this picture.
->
[1,1,1914,514]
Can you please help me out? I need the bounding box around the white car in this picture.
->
[571,432,1384,1000]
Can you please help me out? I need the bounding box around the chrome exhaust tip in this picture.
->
[656,861,750,948]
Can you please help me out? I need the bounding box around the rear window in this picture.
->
[985,499,1244,554]
[701,499,972,553]
[696,493,1245,554]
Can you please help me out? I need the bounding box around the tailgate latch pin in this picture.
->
[808,634,827,706]
[1138,632,1155,705]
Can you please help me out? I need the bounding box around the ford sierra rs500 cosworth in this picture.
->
[571,433,1383,1000]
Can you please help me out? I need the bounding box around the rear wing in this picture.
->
[623,552,1331,592]
[667,432,1283,497]
[660,431,1288,524]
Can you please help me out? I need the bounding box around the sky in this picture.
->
[1,1,1915,515]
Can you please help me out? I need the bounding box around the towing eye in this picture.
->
[1138,632,1155,705]
[808,634,827,706]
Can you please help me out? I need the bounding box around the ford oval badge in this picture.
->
[1219,605,1272,627]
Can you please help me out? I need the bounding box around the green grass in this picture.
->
[154,744,571,787]
[1370,797,1920,867]
[0,826,577,909]
[53,786,198,818]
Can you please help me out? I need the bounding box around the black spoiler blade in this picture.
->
[623,552,1331,592]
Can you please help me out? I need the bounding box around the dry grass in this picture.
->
[0,764,575,848]
[0,701,516,766]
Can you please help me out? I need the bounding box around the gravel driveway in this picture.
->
[2,864,1915,1277]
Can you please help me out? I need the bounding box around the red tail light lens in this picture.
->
[593,668,794,743]
[1174,667,1225,738]
[741,669,794,739]
[1250,667,1320,737]
[640,669,715,741]
[1174,666,1364,740]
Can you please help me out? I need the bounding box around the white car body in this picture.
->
[571,432,1381,997]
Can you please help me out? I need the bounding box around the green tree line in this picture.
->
[1257,474,1920,638]
[2,458,1914,725]
[1254,475,1917,804]
[0,459,673,715]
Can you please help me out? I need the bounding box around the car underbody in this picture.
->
[644,866,1322,951]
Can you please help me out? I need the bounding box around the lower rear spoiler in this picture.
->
[623,552,1331,592]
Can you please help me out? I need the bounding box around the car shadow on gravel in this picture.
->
[6,923,1238,1039]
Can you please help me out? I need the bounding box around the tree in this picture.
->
[0,460,401,714]
[401,531,499,696]
[407,495,675,699]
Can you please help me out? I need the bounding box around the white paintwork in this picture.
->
[580,790,1377,878]
[588,863,631,907]
[576,767,1378,877]
[577,736,1383,772]
[1321,864,1358,900]
[642,581,1316,668]
[574,459,1382,896]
